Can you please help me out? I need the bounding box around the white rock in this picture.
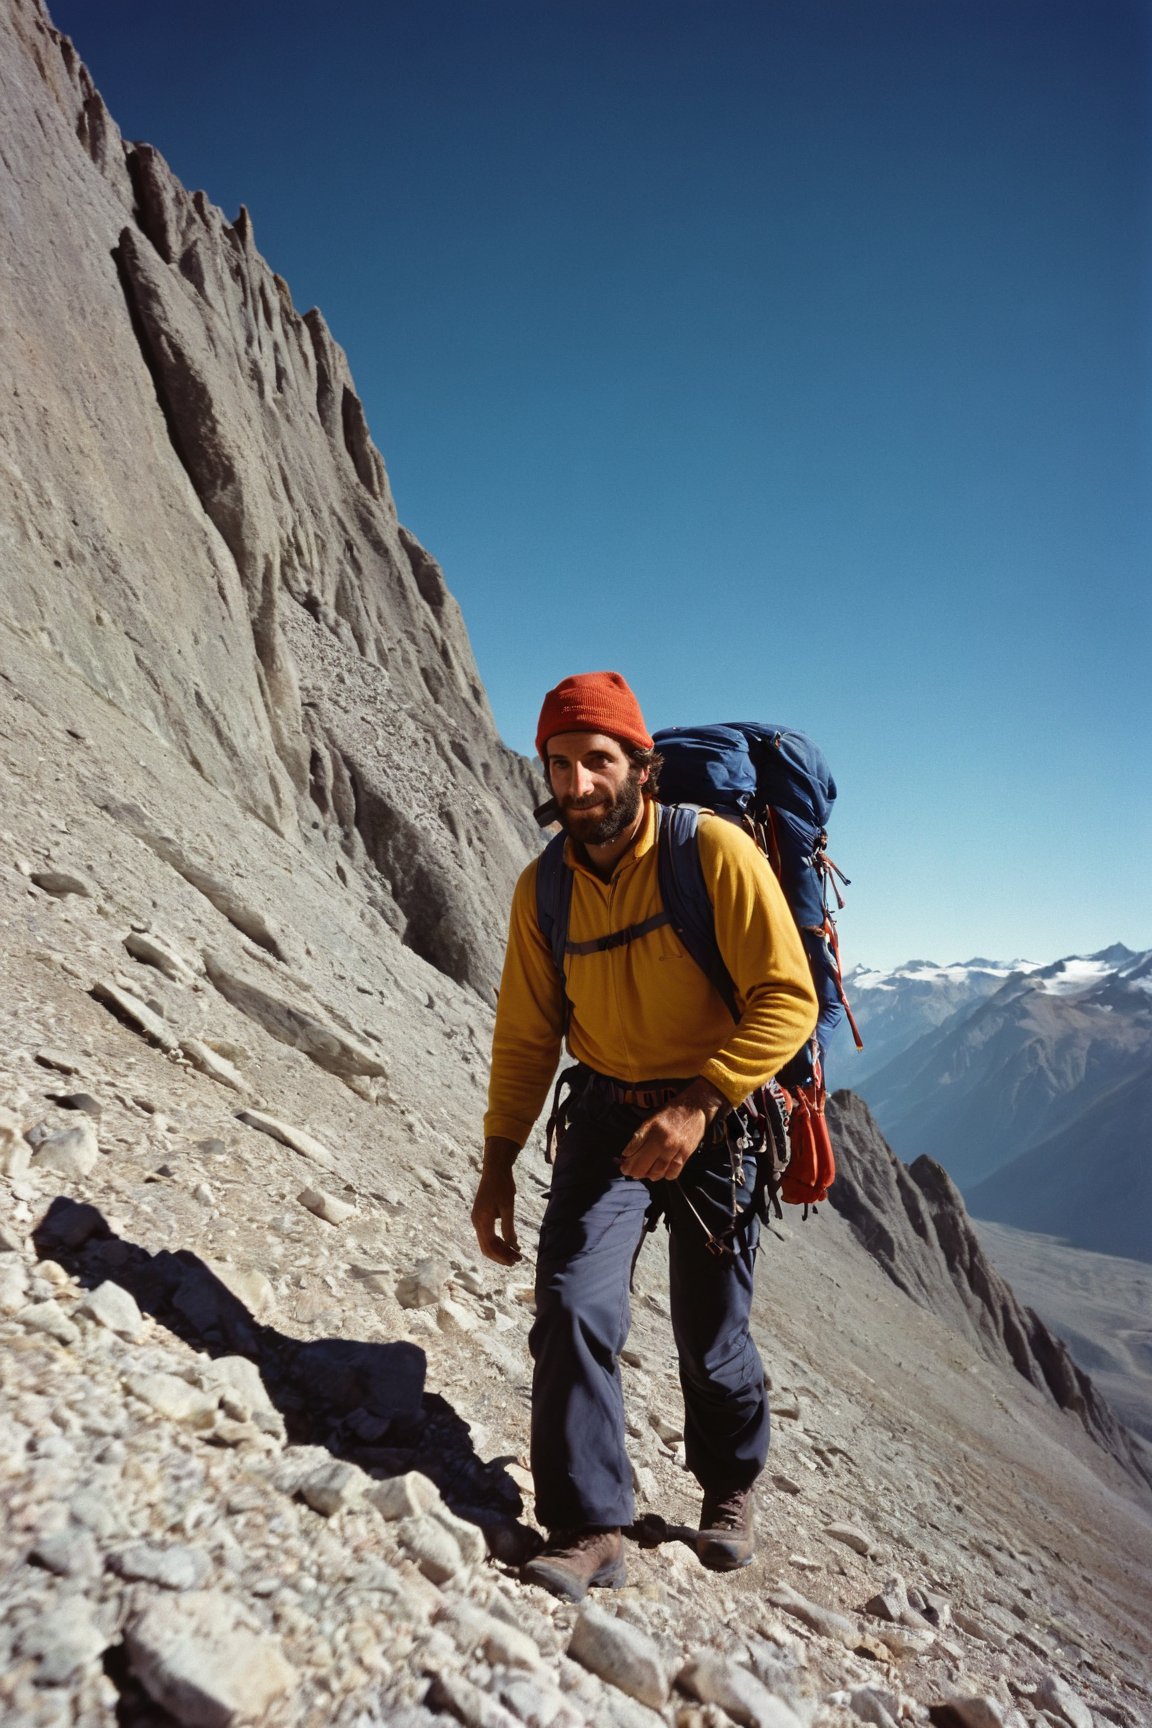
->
[181,1038,247,1093]
[398,1512,466,1582]
[196,1355,277,1416]
[68,1484,128,1538]
[865,1573,909,1622]
[19,1298,80,1344]
[396,1255,450,1308]
[482,1621,544,1671]
[427,1670,522,1728]
[204,1259,277,1321]
[124,1370,220,1426]
[31,1527,101,1577]
[31,867,94,897]
[0,1105,32,1177]
[125,929,197,981]
[453,1268,487,1296]
[236,1108,336,1169]
[875,1624,936,1657]
[366,1469,441,1521]
[1034,1676,1094,1728]
[570,1603,670,1709]
[632,1461,660,1503]
[824,1521,874,1556]
[849,1685,903,1728]
[126,1590,297,1726]
[439,1600,542,1670]
[33,1049,82,1076]
[768,1583,860,1648]
[91,979,179,1051]
[952,1608,1010,1650]
[298,1459,365,1515]
[111,1542,213,1591]
[499,1673,575,1719]
[297,1185,355,1225]
[17,1601,107,1683]
[941,1700,1008,1728]
[0,1260,29,1314]
[429,1500,488,1567]
[32,1117,100,1177]
[77,1278,146,1340]
[919,1589,953,1629]
[436,1295,478,1334]
[678,1651,804,1727]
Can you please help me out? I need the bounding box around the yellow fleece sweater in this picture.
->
[484,800,819,1147]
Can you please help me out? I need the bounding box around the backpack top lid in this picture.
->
[651,723,837,831]
[650,724,758,813]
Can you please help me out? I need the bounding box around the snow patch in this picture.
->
[850,958,1041,993]
[1034,959,1114,997]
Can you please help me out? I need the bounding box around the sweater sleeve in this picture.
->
[483,860,566,1147]
[693,817,820,1105]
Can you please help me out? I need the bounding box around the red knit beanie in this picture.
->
[535,671,653,760]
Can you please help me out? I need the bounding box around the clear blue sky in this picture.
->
[51,0,1150,971]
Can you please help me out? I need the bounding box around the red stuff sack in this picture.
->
[778,1067,835,1208]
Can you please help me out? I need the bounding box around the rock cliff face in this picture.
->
[3,7,1152,1726]
[0,0,538,998]
[825,1093,1150,1488]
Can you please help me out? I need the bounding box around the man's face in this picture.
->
[545,731,648,847]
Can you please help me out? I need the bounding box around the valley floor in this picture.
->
[975,1220,1152,1451]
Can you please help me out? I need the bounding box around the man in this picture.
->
[472,671,818,1602]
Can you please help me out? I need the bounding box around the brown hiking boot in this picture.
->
[520,1526,626,1602]
[696,1483,756,1571]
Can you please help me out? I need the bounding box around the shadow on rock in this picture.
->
[628,1511,699,1553]
[32,1195,524,1539]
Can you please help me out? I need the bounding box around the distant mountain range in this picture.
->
[830,956,1044,1087]
[832,946,1152,1262]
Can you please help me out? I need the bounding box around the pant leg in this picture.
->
[529,1096,651,1530]
[666,1137,770,1492]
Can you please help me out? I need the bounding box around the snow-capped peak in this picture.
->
[847,958,1040,994]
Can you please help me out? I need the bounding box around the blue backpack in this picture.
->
[535,721,861,1090]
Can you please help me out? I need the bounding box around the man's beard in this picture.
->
[558,770,645,847]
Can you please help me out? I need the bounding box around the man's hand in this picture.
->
[619,1077,729,1182]
[471,1137,523,1264]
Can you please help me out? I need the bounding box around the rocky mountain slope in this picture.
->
[0,0,539,1001]
[824,1096,1147,1481]
[2,709,1150,1724]
[2,4,1151,1726]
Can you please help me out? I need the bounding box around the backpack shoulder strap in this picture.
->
[656,804,739,1022]
[535,829,573,984]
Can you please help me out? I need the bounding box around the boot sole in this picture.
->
[696,1534,754,1572]
[520,1553,628,1602]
